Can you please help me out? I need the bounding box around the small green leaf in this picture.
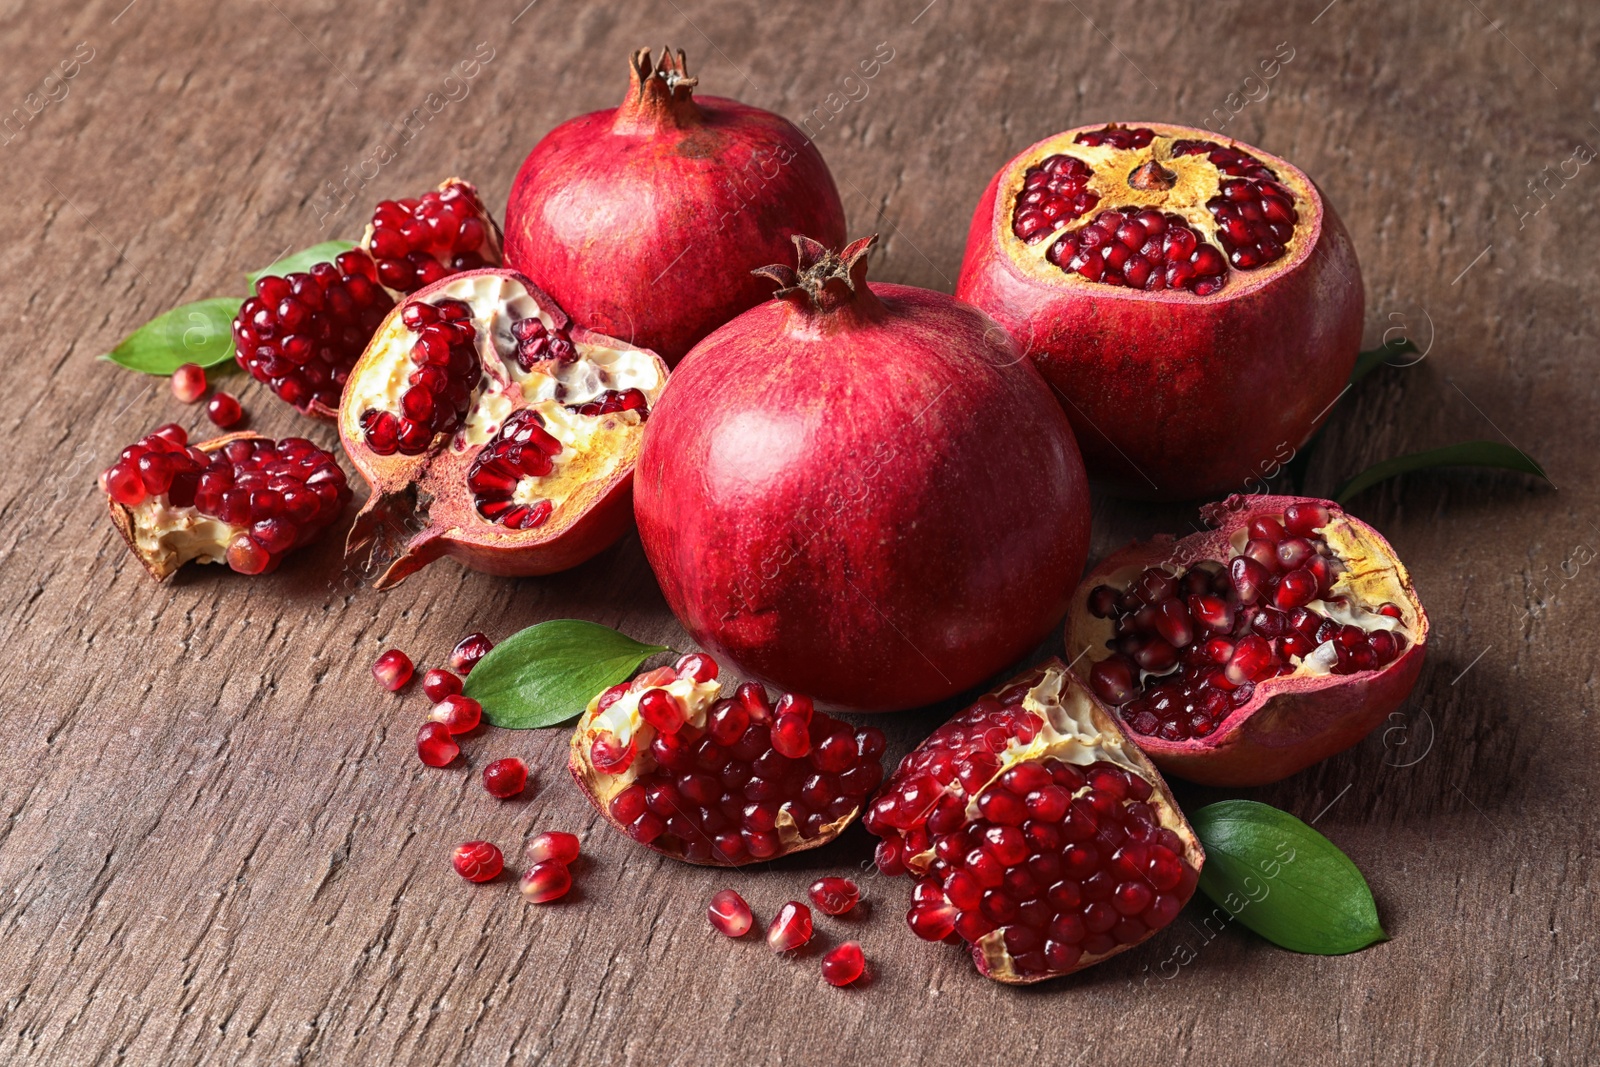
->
[1348,338,1418,387]
[463,621,672,729]
[247,240,355,286]
[1191,800,1386,954]
[100,297,245,374]
[1334,441,1550,504]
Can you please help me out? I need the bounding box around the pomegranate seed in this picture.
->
[482,757,529,798]
[1283,502,1330,537]
[519,861,571,903]
[708,888,753,937]
[450,632,493,674]
[206,392,243,428]
[467,409,560,524]
[821,942,865,987]
[452,840,503,882]
[371,648,414,691]
[416,722,459,767]
[767,901,813,953]
[171,363,206,403]
[429,694,483,735]
[638,688,682,734]
[770,713,811,758]
[808,876,861,916]
[525,831,580,866]
[422,669,462,702]
[675,652,718,683]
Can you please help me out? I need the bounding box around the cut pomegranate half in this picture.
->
[957,121,1363,500]
[568,654,886,866]
[340,268,668,586]
[1066,495,1428,786]
[864,659,1203,984]
[360,177,503,295]
[102,426,350,581]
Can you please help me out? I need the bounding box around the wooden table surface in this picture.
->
[3,1,1594,1063]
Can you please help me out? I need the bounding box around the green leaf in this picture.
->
[247,240,355,286]
[1191,800,1386,955]
[1348,338,1418,387]
[462,621,672,729]
[100,297,245,374]
[1334,441,1550,504]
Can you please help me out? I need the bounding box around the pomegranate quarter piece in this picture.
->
[956,122,1363,500]
[340,268,669,587]
[1067,495,1428,786]
[102,427,351,581]
[865,659,1204,985]
[568,653,886,866]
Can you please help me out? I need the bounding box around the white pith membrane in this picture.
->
[343,272,666,528]
[998,124,1316,294]
[126,499,242,575]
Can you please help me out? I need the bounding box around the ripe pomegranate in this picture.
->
[502,47,846,364]
[340,268,668,587]
[568,653,886,866]
[864,659,1204,984]
[102,426,350,581]
[360,178,501,294]
[1067,495,1428,786]
[956,122,1363,500]
[635,235,1091,712]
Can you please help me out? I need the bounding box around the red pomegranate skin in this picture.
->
[503,49,846,365]
[955,122,1364,501]
[635,241,1092,712]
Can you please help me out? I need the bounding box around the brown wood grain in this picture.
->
[0,1,1595,1063]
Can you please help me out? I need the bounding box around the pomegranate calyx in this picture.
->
[617,46,702,134]
[753,234,882,316]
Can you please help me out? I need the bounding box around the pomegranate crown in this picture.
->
[754,234,880,314]
[618,46,701,132]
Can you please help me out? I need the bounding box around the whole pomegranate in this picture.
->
[340,268,668,587]
[634,235,1092,712]
[1067,495,1428,786]
[502,47,847,364]
[865,659,1204,984]
[956,122,1363,500]
[569,653,886,865]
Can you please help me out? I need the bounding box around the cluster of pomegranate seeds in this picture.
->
[1012,155,1099,243]
[509,316,576,370]
[520,831,579,903]
[372,649,414,691]
[452,840,503,882]
[360,298,479,456]
[102,426,350,575]
[597,656,887,865]
[367,182,494,294]
[450,632,494,675]
[572,389,649,417]
[422,669,462,702]
[708,889,754,937]
[234,250,394,414]
[766,901,814,953]
[1169,139,1299,270]
[1046,209,1229,295]
[482,757,529,798]
[466,409,562,528]
[1087,503,1408,742]
[171,363,206,403]
[206,392,244,428]
[1073,124,1155,149]
[808,876,860,916]
[821,942,866,987]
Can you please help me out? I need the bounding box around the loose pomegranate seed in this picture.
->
[450,632,493,674]
[519,861,572,903]
[482,757,529,798]
[206,392,243,428]
[821,942,865,987]
[708,888,753,937]
[429,694,483,735]
[372,649,414,691]
[235,250,393,414]
[422,669,462,702]
[360,297,478,457]
[466,409,562,527]
[171,363,206,403]
[525,831,580,865]
[416,722,459,766]
[766,901,813,953]
[452,840,502,882]
[808,876,861,916]
[366,180,495,294]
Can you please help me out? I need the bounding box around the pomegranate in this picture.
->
[340,268,669,587]
[102,426,350,581]
[955,122,1363,500]
[567,653,887,866]
[359,178,501,295]
[864,659,1204,984]
[635,235,1092,712]
[1067,495,1428,786]
[502,47,846,364]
